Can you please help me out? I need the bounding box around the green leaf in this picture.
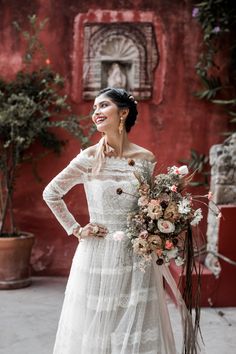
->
[28,14,37,25]
[12,21,21,31]
[228,111,236,117]
[212,99,236,105]
[39,18,48,30]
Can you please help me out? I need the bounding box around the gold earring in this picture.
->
[118,117,124,135]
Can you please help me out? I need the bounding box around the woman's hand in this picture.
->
[73,223,108,239]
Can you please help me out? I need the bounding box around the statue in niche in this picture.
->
[107,63,127,88]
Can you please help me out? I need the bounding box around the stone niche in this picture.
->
[83,23,158,100]
[205,133,236,276]
[72,11,164,102]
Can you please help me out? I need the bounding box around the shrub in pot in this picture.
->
[0,16,93,289]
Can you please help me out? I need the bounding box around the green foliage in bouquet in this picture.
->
[0,15,95,236]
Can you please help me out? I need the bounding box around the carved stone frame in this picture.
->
[82,23,158,100]
[72,10,166,103]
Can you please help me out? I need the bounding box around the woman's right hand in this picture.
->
[74,223,108,239]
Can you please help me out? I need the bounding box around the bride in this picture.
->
[43,87,200,354]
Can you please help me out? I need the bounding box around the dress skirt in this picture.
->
[52,236,177,354]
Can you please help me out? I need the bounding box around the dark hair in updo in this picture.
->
[96,87,138,133]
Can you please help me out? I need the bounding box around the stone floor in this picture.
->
[0,277,235,354]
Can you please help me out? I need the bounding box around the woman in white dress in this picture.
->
[43,88,200,354]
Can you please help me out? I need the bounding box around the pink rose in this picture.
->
[157,219,175,233]
[165,240,174,250]
[170,185,178,192]
[139,230,149,239]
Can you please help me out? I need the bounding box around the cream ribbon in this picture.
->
[152,255,205,354]
[92,136,117,174]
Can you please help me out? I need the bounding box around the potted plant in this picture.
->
[0,15,93,289]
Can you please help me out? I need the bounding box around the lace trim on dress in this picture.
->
[111,328,160,345]
[81,328,160,350]
[65,286,158,311]
[75,263,140,276]
[61,333,161,354]
[90,136,156,173]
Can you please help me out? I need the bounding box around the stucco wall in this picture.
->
[0,0,228,275]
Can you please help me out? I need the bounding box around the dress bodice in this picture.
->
[43,152,155,236]
[84,157,151,234]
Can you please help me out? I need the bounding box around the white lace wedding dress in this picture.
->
[43,151,180,354]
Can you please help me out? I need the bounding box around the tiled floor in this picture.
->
[0,277,235,354]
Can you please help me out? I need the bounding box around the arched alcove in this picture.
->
[82,23,158,99]
[72,11,163,101]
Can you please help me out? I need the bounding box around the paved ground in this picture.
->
[0,277,235,354]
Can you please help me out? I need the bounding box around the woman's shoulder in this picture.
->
[68,145,97,167]
[79,144,98,158]
[127,143,156,163]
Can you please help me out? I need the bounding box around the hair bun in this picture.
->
[97,87,138,133]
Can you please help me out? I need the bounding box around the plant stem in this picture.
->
[0,147,16,235]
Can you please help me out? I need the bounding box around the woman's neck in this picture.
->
[104,131,130,156]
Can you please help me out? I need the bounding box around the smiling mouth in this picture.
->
[95,116,107,124]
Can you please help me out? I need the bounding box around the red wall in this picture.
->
[0,0,229,275]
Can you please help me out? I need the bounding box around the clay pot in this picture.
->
[0,232,35,289]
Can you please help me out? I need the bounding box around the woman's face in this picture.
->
[92,94,126,133]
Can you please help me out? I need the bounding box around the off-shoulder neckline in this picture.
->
[86,154,156,165]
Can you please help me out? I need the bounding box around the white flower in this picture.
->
[157,219,175,233]
[164,256,170,266]
[178,165,189,176]
[178,198,191,214]
[166,247,178,259]
[113,231,125,241]
[170,165,189,176]
[190,208,203,226]
[175,256,185,266]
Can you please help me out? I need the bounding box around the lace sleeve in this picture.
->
[42,151,90,235]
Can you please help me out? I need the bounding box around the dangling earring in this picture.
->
[118,117,124,135]
[118,117,124,157]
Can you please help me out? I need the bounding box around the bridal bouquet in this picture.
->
[121,163,207,269]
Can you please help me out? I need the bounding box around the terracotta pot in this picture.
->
[0,232,35,289]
